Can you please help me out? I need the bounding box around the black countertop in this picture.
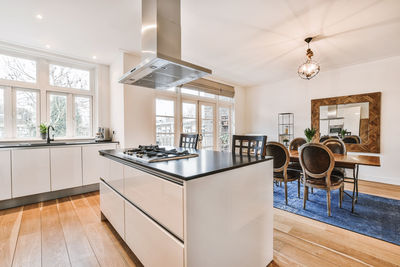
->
[0,140,118,149]
[100,148,273,181]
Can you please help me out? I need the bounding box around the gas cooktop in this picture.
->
[122,145,198,163]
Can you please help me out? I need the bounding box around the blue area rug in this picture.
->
[273,181,400,246]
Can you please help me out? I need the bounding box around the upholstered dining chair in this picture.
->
[299,143,344,216]
[179,133,199,149]
[231,135,267,156]
[288,137,307,171]
[342,135,361,144]
[319,135,332,143]
[266,142,301,205]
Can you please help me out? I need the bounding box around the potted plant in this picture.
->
[340,129,348,139]
[283,138,290,147]
[304,127,317,143]
[40,123,47,140]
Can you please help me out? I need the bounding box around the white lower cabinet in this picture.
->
[124,199,184,267]
[12,148,51,198]
[82,144,117,185]
[100,182,125,238]
[0,150,12,200]
[50,146,83,191]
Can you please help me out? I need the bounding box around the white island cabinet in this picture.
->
[100,149,274,267]
[50,146,83,191]
[0,150,12,200]
[12,148,51,198]
[82,144,117,185]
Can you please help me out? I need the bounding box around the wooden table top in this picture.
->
[289,150,381,167]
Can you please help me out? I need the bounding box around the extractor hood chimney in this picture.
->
[119,0,212,89]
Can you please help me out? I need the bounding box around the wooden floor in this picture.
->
[0,180,399,267]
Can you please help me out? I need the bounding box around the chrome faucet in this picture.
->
[47,125,55,144]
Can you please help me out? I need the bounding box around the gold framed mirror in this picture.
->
[311,92,381,153]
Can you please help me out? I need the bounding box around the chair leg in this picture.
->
[285,182,288,205]
[327,190,331,216]
[297,179,300,198]
[351,178,356,213]
[303,186,308,209]
[311,188,314,194]
[339,185,343,208]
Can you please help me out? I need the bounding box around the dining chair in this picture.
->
[266,142,301,205]
[319,135,339,142]
[231,135,267,156]
[342,135,361,144]
[288,137,307,171]
[299,143,344,216]
[179,133,199,149]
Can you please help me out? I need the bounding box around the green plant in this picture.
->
[340,129,347,139]
[304,127,317,143]
[40,123,48,134]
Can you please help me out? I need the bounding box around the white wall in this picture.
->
[245,56,400,185]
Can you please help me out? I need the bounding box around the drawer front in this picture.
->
[82,144,117,185]
[124,166,184,239]
[125,200,184,267]
[0,150,11,200]
[100,182,125,238]
[103,160,124,194]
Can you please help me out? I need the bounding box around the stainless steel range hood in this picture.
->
[119,0,212,89]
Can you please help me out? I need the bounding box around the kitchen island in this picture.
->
[99,148,274,267]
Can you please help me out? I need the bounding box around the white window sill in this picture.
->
[0,137,96,144]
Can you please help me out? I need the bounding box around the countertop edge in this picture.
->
[0,140,119,149]
[100,150,273,181]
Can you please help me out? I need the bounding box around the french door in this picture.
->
[181,100,216,150]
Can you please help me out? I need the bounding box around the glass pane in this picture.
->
[156,134,174,147]
[183,118,197,133]
[202,119,213,133]
[49,94,67,137]
[16,90,38,138]
[202,134,213,149]
[219,107,230,152]
[218,95,234,102]
[181,88,198,96]
[75,96,91,137]
[0,88,4,138]
[199,92,216,98]
[49,64,90,90]
[156,99,174,116]
[156,116,174,133]
[182,102,196,118]
[201,105,213,119]
[0,54,36,83]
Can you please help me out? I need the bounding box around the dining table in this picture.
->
[289,149,381,212]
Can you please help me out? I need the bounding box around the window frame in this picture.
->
[155,96,177,147]
[73,94,93,138]
[13,87,41,139]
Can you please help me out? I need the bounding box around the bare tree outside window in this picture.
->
[49,94,67,137]
[74,96,91,137]
[155,99,175,146]
[49,64,90,90]
[0,54,36,83]
[0,88,4,137]
[16,89,38,138]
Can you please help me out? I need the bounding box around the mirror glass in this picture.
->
[319,102,369,144]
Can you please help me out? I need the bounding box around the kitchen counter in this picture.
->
[99,148,273,181]
[0,140,118,149]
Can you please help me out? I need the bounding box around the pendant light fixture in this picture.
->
[298,37,320,80]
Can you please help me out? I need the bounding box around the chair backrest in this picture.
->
[232,135,267,156]
[319,135,339,143]
[323,139,346,155]
[266,142,289,172]
[179,134,199,149]
[289,137,307,151]
[342,135,360,144]
[299,143,335,180]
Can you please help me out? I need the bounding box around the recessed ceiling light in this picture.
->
[36,14,43,20]
[45,44,51,49]
[92,56,97,59]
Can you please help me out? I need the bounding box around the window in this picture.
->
[182,102,197,133]
[15,89,39,138]
[0,88,4,137]
[218,106,231,152]
[0,54,36,83]
[74,96,92,137]
[155,98,175,146]
[49,93,67,137]
[49,64,90,90]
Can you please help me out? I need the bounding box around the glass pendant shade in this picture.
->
[298,38,320,80]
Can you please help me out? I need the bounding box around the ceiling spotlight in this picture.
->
[92,56,97,59]
[298,37,320,80]
[36,14,43,20]
[45,44,51,49]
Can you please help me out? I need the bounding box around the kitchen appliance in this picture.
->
[95,127,111,141]
[119,0,212,89]
[122,145,198,163]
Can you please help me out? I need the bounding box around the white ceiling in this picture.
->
[1,0,400,87]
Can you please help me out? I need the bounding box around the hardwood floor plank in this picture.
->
[12,204,41,267]
[0,207,23,267]
[69,194,135,267]
[41,200,71,267]
[56,197,100,267]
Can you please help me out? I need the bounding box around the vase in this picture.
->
[41,132,47,140]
